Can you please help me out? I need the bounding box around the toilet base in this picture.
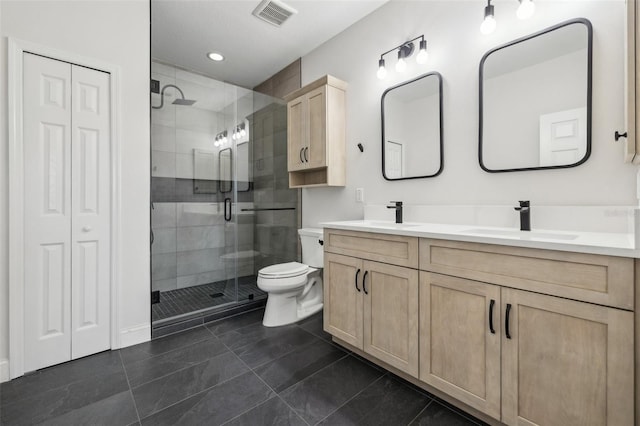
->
[262,282,324,327]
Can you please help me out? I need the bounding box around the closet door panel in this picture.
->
[71,65,111,358]
[23,53,73,371]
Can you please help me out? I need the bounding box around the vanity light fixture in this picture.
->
[480,0,497,35]
[376,35,428,80]
[214,130,228,147]
[207,52,225,62]
[232,122,247,140]
[416,39,429,64]
[377,59,387,79]
[516,0,535,20]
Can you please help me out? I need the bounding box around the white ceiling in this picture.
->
[152,0,389,89]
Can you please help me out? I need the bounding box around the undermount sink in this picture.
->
[463,228,579,241]
[363,221,422,229]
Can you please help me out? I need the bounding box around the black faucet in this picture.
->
[387,201,403,224]
[514,201,531,231]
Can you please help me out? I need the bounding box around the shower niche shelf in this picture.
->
[285,75,346,188]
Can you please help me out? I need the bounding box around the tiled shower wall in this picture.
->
[252,60,302,271]
[151,60,301,298]
[151,61,255,293]
[250,102,300,271]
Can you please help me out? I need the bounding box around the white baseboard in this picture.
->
[119,323,151,348]
[0,358,10,383]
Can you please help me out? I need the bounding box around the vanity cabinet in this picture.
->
[323,228,636,426]
[323,230,419,376]
[501,287,633,426]
[419,272,501,419]
[285,75,346,188]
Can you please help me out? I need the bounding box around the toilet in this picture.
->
[257,228,324,327]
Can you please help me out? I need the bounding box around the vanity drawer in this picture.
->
[324,228,418,268]
[419,238,634,310]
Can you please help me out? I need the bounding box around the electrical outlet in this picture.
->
[356,188,364,203]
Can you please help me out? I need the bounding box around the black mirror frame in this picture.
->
[381,71,444,181]
[218,147,233,193]
[478,18,593,173]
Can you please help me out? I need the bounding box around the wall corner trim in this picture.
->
[0,358,10,383]
[119,323,151,349]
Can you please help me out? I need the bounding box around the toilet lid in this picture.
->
[259,262,309,278]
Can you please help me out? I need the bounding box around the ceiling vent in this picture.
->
[252,0,298,27]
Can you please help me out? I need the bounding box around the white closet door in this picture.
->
[70,65,111,359]
[23,53,73,371]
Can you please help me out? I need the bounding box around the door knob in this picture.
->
[82,226,92,232]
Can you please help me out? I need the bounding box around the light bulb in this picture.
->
[516,0,535,19]
[395,57,407,72]
[240,128,246,137]
[377,58,387,80]
[480,15,496,34]
[222,136,227,144]
[416,40,428,65]
[480,2,496,35]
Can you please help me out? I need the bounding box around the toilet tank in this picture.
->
[298,228,324,268]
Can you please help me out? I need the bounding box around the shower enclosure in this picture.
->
[150,61,300,333]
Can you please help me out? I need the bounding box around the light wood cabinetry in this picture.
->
[419,272,501,419]
[323,252,362,348]
[323,228,636,425]
[420,238,634,310]
[323,232,420,376]
[501,287,634,426]
[626,0,640,162]
[285,75,346,187]
[363,260,419,377]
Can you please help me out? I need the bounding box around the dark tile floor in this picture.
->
[152,276,266,322]
[0,309,485,426]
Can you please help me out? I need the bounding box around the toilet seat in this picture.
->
[258,262,309,279]
[257,262,319,292]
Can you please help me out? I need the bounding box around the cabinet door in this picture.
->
[502,288,634,426]
[363,260,419,377]
[323,253,363,349]
[419,273,501,419]
[287,96,307,171]
[306,86,327,169]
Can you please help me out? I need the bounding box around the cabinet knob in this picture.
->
[82,226,92,232]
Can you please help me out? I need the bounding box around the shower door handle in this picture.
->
[224,198,232,222]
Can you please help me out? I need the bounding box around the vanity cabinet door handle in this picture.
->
[304,147,309,162]
[299,148,304,163]
[362,271,369,295]
[505,303,512,339]
[355,269,361,292]
[489,299,495,334]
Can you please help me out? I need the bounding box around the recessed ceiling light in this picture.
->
[207,52,224,62]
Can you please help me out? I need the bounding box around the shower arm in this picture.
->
[152,84,187,109]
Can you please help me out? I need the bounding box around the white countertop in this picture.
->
[320,220,640,258]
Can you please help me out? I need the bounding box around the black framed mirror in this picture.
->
[382,72,444,180]
[479,18,593,173]
[219,148,233,193]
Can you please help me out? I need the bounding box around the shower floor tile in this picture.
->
[152,276,266,322]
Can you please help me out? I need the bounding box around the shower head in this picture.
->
[152,84,196,109]
[172,98,197,106]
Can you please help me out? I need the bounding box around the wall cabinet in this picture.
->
[323,229,636,425]
[285,75,346,187]
[625,0,640,162]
